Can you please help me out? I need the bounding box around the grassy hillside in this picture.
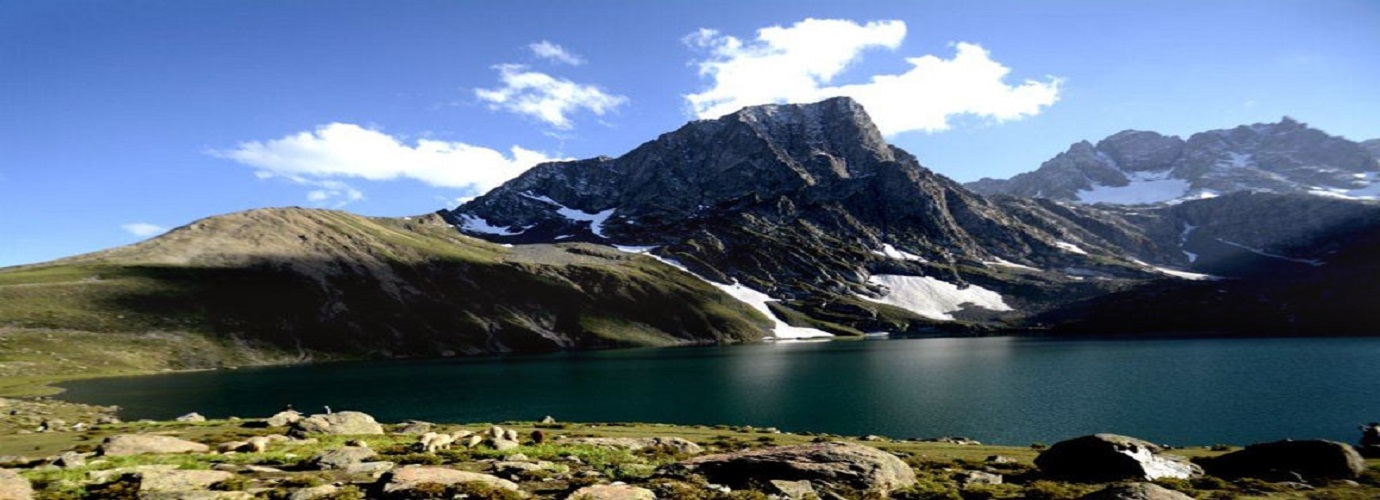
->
[0,208,773,374]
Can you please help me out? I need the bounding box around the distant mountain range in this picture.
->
[967,118,1380,204]
[5,98,1379,364]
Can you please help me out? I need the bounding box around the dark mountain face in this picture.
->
[967,119,1380,204]
[446,97,1380,336]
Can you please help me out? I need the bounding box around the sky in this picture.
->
[3,0,1379,267]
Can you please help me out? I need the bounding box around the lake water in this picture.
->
[58,336,1380,446]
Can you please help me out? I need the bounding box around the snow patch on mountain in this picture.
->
[457,214,525,236]
[985,258,1039,272]
[1054,241,1089,255]
[1129,259,1217,280]
[613,246,833,339]
[871,243,927,262]
[1077,171,1191,205]
[859,274,1012,321]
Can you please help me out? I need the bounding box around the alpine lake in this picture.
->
[57,335,1380,447]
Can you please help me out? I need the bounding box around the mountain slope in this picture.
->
[967,119,1380,204]
[0,208,773,360]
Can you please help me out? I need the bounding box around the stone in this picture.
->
[245,436,272,453]
[663,442,915,494]
[137,469,233,493]
[1080,482,1194,500]
[1035,434,1201,481]
[541,416,557,424]
[88,465,178,484]
[396,420,432,435]
[376,466,522,496]
[768,479,817,500]
[504,453,530,462]
[344,461,396,475]
[492,461,543,475]
[504,429,519,441]
[289,485,340,500]
[289,411,384,436]
[1199,439,1365,480]
[52,451,85,469]
[99,434,211,456]
[309,446,378,470]
[861,435,886,441]
[566,436,704,455]
[266,410,303,427]
[464,434,484,448]
[243,465,285,474]
[216,441,249,453]
[567,483,656,500]
[490,437,520,451]
[0,469,34,500]
[985,455,1017,464]
[176,412,207,423]
[955,470,1002,485]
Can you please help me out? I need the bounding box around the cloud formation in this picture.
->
[121,223,167,237]
[215,123,557,204]
[529,40,585,66]
[475,64,627,129]
[685,19,1061,135]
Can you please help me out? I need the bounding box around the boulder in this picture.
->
[99,434,210,456]
[540,416,557,424]
[344,461,396,475]
[376,466,522,496]
[490,437,520,451]
[289,485,340,500]
[565,436,703,455]
[1198,439,1365,480]
[492,461,543,475]
[955,470,1002,485]
[176,412,207,423]
[663,442,915,493]
[245,436,272,453]
[289,411,384,436]
[52,451,86,469]
[266,410,303,427]
[1035,434,1200,481]
[567,484,656,500]
[1080,482,1194,500]
[0,469,34,500]
[216,441,249,453]
[396,421,432,435]
[310,446,378,470]
[137,469,233,493]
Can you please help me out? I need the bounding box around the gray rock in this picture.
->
[1035,434,1200,481]
[1080,482,1193,500]
[567,484,656,500]
[99,434,210,456]
[309,446,378,470]
[52,451,85,469]
[289,411,384,436]
[0,469,34,500]
[266,410,302,427]
[288,485,340,500]
[344,461,395,475]
[490,437,520,451]
[985,455,1017,464]
[768,479,817,500]
[1199,439,1365,480]
[663,442,915,494]
[216,441,249,453]
[376,466,522,496]
[955,470,1002,485]
[395,420,432,435]
[492,461,543,475]
[136,469,234,493]
[176,412,207,423]
[540,416,557,424]
[565,436,703,455]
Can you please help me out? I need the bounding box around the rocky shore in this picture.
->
[0,401,1376,499]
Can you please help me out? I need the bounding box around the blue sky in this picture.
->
[3,0,1378,267]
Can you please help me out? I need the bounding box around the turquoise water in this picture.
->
[57,336,1380,446]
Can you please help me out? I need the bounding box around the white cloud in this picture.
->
[122,223,167,237]
[529,40,585,66]
[685,19,1061,134]
[475,64,627,129]
[213,123,558,204]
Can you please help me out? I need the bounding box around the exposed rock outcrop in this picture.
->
[1035,434,1200,481]
[662,442,915,493]
[99,434,210,456]
[1198,439,1365,480]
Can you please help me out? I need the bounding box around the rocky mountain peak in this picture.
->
[968,118,1380,204]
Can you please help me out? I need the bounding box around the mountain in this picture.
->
[967,119,1380,204]
[447,97,1380,337]
[0,208,772,360]
[7,98,1379,363]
